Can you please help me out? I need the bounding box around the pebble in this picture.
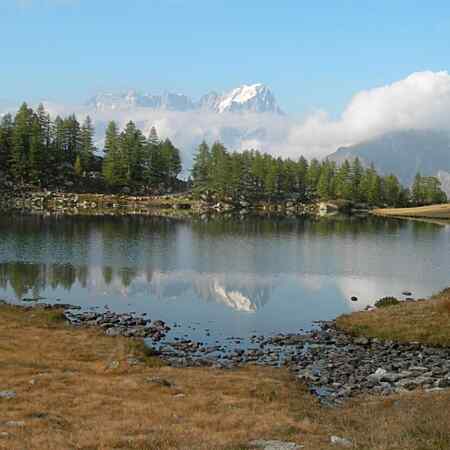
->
[330,435,352,447]
[250,440,304,450]
[5,421,25,427]
[0,391,16,399]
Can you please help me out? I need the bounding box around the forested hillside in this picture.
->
[191,142,447,207]
[0,103,182,193]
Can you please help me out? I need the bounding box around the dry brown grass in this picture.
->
[1,304,450,450]
[372,203,450,219]
[337,288,450,346]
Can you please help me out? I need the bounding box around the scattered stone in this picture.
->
[0,390,16,399]
[5,421,25,427]
[107,360,120,370]
[330,435,352,447]
[3,300,450,405]
[250,440,304,450]
[145,377,174,388]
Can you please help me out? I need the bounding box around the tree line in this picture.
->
[0,103,182,192]
[191,141,447,207]
[0,103,447,206]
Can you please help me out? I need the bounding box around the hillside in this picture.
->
[328,130,450,193]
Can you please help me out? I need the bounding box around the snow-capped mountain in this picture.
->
[86,90,195,112]
[210,83,283,114]
[87,83,283,115]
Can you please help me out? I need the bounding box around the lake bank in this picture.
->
[6,289,450,406]
[0,189,369,218]
[1,292,450,449]
[372,203,450,220]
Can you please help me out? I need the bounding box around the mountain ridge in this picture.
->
[327,129,450,195]
[87,83,283,115]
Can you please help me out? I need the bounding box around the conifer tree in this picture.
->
[191,141,211,190]
[103,121,127,187]
[10,103,33,183]
[29,115,45,185]
[79,116,95,175]
[74,155,82,178]
[0,113,13,175]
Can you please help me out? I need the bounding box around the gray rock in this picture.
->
[367,368,387,384]
[5,421,25,427]
[330,435,352,447]
[250,440,304,450]
[0,390,16,399]
[106,327,124,337]
[353,337,369,345]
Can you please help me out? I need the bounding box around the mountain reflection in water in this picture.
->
[0,214,449,336]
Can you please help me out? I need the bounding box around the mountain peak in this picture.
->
[87,83,283,115]
[215,83,282,114]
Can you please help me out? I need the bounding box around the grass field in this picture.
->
[1,303,450,449]
[372,203,450,219]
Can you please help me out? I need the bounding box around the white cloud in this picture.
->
[285,70,450,159]
[5,70,450,167]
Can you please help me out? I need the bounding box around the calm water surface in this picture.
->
[1,214,449,342]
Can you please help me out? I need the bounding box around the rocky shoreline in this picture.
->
[0,187,370,218]
[4,299,449,406]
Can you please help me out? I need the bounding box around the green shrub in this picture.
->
[375,296,400,308]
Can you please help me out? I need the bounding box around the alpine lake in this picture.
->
[1,212,450,358]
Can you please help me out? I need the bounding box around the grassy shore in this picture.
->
[1,303,450,449]
[337,288,450,346]
[372,203,450,219]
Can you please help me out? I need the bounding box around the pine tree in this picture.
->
[148,126,160,146]
[102,121,126,187]
[383,174,401,206]
[306,158,321,197]
[191,141,211,190]
[79,116,95,176]
[74,155,82,178]
[209,142,230,196]
[296,156,309,200]
[368,172,382,206]
[411,173,423,205]
[350,157,363,202]
[120,121,145,185]
[29,115,45,185]
[265,159,280,199]
[10,103,33,183]
[63,114,81,165]
[335,160,352,199]
[160,138,182,188]
[0,113,13,176]
[317,161,334,200]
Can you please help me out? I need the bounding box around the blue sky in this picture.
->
[2,0,450,115]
